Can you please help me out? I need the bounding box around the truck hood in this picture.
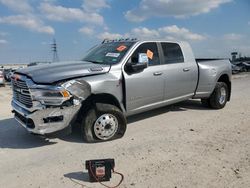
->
[16,61,110,84]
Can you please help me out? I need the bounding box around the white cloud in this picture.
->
[131,27,160,39]
[0,15,54,35]
[0,1,56,34]
[98,32,124,40]
[125,0,232,22]
[0,39,8,44]
[159,25,206,41]
[0,0,33,13]
[248,21,250,25]
[79,27,95,36]
[191,32,250,58]
[0,0,109,35]
[223,33,244,40]
[82,0,110,12]
[98,25,205,42]
[40,3,104,25]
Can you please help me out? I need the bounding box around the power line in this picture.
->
[51,38,59,62]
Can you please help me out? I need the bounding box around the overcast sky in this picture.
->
[0,0,250,64]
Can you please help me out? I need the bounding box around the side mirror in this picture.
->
[126,53,148,73]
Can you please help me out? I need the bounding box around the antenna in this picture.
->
[51,38,59,62]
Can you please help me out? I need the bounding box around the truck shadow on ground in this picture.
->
[0,100,210,148]
[127,99,211,124]
[0,118,57,149]
[63,99,211,143]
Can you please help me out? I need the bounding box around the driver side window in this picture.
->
[131,42,160,66]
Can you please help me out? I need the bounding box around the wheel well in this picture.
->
[218,74,231,101]
[75,93,123,125]
[90,94,122,109]
[81,93,123,112]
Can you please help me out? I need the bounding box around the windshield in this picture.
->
[83,42,135,65]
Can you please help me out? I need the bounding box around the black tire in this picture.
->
[81,103,127,143]
[207,82,228,109]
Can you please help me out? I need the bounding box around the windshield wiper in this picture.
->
[83,60,103,64]
[86,60,114,65]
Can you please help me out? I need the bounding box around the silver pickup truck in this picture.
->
[11,39,232,142]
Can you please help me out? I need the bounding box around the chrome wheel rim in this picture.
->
[219,87,227,105]
[94,114,118,140]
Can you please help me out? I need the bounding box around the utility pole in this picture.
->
[51,38,59,62]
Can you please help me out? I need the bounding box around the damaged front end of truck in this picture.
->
[11,74,91,135]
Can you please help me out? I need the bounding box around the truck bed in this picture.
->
[194,58,231,98]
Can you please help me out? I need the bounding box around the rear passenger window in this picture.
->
[161,43,184,64]
[131,42,160,66]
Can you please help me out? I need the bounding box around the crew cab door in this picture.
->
[123,42,165,114]
[159,42,198,100]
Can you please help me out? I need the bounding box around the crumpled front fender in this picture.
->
[62,80,91,101]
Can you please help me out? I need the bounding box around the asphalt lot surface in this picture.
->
[0,73,250,188]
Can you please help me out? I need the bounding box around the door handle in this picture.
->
[183,68,190,72]
[153,72,163,76]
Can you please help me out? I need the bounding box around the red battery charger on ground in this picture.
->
[85,159,115,182]
[85,158,124,188]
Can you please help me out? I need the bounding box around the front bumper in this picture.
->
[12,100,81,135]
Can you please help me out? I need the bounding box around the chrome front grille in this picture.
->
[12,76,33,108]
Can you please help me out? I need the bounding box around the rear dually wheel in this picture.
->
[201,82,229,109]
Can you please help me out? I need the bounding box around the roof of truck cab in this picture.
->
[135,40,188,45]
[102,39,187,45]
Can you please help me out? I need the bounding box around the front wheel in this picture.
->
[81,103,127,143]
[202,82,229,109]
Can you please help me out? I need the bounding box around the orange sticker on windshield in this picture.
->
[117,45,127,52]
[147,49,154,60]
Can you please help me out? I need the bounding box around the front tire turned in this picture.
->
[81,103,127,143]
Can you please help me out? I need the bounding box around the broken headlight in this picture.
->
[31,87,71,106]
